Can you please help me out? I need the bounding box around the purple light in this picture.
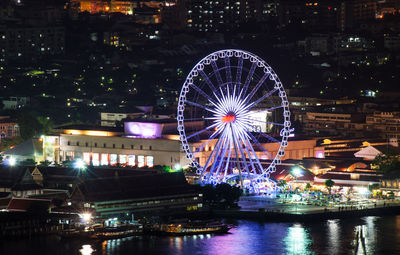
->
[124,122,162,138]
[316,151,324,158]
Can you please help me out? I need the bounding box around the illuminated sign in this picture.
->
[124,122,162,138]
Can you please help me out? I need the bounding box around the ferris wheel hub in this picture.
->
[221,113,236,123]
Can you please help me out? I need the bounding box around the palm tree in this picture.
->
[325,179,335,195]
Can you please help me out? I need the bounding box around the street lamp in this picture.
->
[73,158,86,170]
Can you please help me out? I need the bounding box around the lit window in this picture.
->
[92,153,99,166]
[83,153,90,164]
[110,154,117,165]
[119,155,127,165]
[147,156,154,167]
[128,155,135,166]
[138,156,145,167]
[101,154,108,165]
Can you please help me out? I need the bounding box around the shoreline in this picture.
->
[212,205,400,222]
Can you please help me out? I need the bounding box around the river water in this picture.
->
[1,216,400,255]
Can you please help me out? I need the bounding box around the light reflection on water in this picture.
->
[284,223,314,255]
[2,216,400,255]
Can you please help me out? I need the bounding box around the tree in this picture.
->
[305,183,312,191]
[372,149,400,177]
[368,183,380,192]
[0,136,24,151]
[324,179,335,195]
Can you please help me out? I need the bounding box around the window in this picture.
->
[146,156,154,167]
[119,155,127,165]
[131,145,134,149]
[67,141,70,146]
[140,145,143,150]
[110,154,117,165]
[92,153,99,166]
[104,143,106,148]
[76,142,79,146]
[149,146,152,150]
[85,142,88,147]
[113,144,116,148]
[83,153,90,164]
[101,154,108,165]
[122,144,124,149]
[94,143,97,147]
[138,156,145,167]
[128,155,135,166]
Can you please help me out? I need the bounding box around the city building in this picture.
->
[0,117,19,140]
[183,0,275,32]
[43,121,202,169]
[71,172,203,217]
[0,24,65,62]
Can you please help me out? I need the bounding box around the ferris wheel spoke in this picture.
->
[211,61,224,86]
[184,117,207,122]
[248,132,274,158]
[244,134,268,171]
[241,138,258,174]
[199,70,220,97]
[189,83,218,105]
[232,126,251,177]
[242,62,257,96]
[222,139,233,181]
[252,105,284,114]
[185,100,214,113]
[202,133,225,178]
[186,122,219,140]
[245,72,270,104]
[224,57,232,84]
[236,57,243,86]
[206,131,228,182]
[245,118,284,127]
[257,132,281,144]
[193,131,220,155]
[247,88,278,110]
[213,138,230,178]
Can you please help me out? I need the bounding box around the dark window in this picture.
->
[67,141,70,146]
[113,144,115,148]
[149,146,152,150]
[104,143,106,148]
[140,145,143,150]
[94,143,97,147]
[122,144,124,149]
[131,145,134,149]
[76,142,79,146]
[85,142,88,147]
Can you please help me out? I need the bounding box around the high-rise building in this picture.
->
[0,24,65,62]
[168,0,278,32]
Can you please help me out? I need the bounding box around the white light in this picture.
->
[73,159,86,170]
[80,213,92,223]
[8,157,16,166]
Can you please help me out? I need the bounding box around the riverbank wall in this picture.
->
[213,206,400,222]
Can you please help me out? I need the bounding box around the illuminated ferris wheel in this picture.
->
[177,49,290,192]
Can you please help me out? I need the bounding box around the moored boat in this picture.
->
[146,222,233,236]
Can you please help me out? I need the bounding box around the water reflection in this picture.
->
[352,217,378,255]
[80,244,95,255]
[284,223,314,255]
[326,219,341,254]
[4,217,400,255]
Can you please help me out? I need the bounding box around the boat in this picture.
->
[90,224,143,240]
[146,221,233,236]
[58,224,143,240]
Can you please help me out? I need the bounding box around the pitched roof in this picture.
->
[2,139,42,157]
[74,172,197,202]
